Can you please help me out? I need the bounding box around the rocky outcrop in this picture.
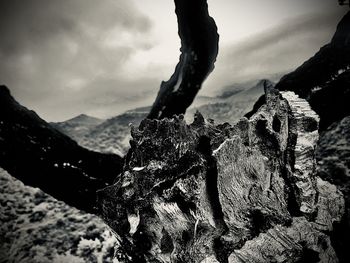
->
[148,0,219,119]
[98,86,344,262]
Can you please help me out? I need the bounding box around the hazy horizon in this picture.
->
[0,0,347,121]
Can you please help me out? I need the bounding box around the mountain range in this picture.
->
[52,79,267,155]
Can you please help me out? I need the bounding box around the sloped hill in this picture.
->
[316,116,350,262]
[0,168,118,263]
[276,11,350,130]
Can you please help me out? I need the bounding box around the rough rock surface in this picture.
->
[98,86,344,262]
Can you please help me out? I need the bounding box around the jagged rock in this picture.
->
[213,137,290,248]
[98,86,344,262]
[226,178,344,263]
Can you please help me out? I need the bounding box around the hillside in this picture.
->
[0,168,118,263]
[0,85,122,212]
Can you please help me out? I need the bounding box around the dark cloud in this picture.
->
[0,0,152,56]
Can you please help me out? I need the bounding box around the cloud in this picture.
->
[204,10,347,94]
[0,0,152,55]
[0,0,156,121]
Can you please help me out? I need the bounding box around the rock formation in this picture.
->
[0,85,123,214]
[98,85,344,262]
[148,0,219,119]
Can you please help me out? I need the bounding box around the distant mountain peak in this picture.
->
[77,113,89,118]
[57,114,105,127]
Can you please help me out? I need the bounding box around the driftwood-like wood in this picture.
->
[98,85,344,262]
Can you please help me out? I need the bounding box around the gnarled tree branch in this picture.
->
[148,0,219,119]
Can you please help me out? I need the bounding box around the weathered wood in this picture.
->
[98,86,344,262]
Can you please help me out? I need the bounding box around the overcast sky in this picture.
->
[0,0,347,121]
